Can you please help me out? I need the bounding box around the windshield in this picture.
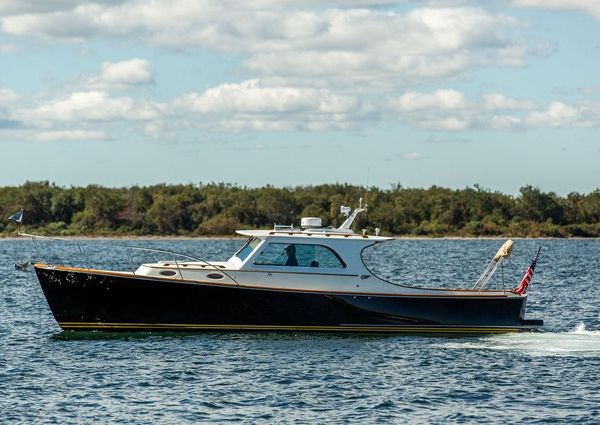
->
[234,237,261,262]
[361,239,518,290]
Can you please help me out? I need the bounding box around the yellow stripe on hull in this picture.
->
[58,322,521,334]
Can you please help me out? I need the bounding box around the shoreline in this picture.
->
[0,235,244,241]
[2,234,599,241]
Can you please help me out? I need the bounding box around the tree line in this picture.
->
[1,181,599,237]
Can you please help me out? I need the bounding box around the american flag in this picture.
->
[513,246,541,295]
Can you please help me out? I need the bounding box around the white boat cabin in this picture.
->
[134,202,514,296]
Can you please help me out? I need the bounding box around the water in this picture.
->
[1,238,599,423]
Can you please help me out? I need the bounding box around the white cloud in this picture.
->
[416,117,472,131]
[80,58,153,90]
[0,1,124,15]
[20,91,163,123]
[174,79,364,131]
[34,129,111,141]
[397,152,426,160]
[425,135,470,143]
[391,90,468,111]
[212,116,356,132]
[482,93,535,110]
[512,0,600,21]
[244,7,532,88]
[8,82,600,137]
[388,89,472,131]
[0,88,19,105]
[489,114,523,130]
[144,120,175,141]
[100,58,152,85]
[387,90,600,131]
[0,3,538,89]
[177,79,359,114]
[6,84,600,138]
[0,43,16,53]
[0,1,564,138]
[524,101,594,128]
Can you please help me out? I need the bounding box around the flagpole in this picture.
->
[17,205,23,236]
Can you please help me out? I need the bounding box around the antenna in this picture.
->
[338,199,368,231]
[340,205,351,218]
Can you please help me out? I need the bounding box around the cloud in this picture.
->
[6,81,600,138]
[0,119,21,129]
[209,117,355,132]
[512,0,600,21]
[391,90,468,111]
[2,87,163,141]
[387,89,600,131]
[2,2,594,140]
[0,88,19,105]
[0,43,16,53]
[489,114,523,130]
[34,129,111,141]
[4,79,365,136]
[79,58,153,91]
[397,152,426,160]
[482,93,535,110]
[0,89,20,128]
[174,79,365,131]
[425,135,470,143]
[388,89,472,130]
[99,58,152,86]
[19,91,163,124]
[243,7,536,88]
[143,120,175,141]
[0,0,125,15]
[0,3,541,89]
[524,101,597,128]
[176,79,359,114]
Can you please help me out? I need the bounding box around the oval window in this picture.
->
[207,273,224,280]
[159,270,177,276]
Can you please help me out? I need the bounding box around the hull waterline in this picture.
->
[34,265,543,334]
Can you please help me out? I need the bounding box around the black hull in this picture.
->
[34,266,542,334]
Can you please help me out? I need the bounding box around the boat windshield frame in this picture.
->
[233,237,262,262]
[359,241,511,293]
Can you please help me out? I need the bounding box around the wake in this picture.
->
[441,322,600,357]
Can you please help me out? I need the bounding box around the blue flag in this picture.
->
[7,210,23,224]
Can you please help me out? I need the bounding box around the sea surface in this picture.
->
[1,238,599,423]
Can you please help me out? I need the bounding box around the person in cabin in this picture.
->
[285,244,298,266]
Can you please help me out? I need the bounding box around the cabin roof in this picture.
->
[235,229,392,241]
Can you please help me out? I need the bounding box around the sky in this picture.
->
[1,0,600,194]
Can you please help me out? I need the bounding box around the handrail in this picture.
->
[19,232,91,268]
[121,245,240,286]
[18,232,240,286]
[120,245,203,262]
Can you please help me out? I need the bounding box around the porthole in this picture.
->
[207,273,224,280]
[159,270,177,276]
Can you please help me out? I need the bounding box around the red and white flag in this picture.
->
[513,246,541,295]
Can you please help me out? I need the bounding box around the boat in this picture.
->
[24,200,543,334]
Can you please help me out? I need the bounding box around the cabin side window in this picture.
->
[253,243,346,268]
[234,237,261,262]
